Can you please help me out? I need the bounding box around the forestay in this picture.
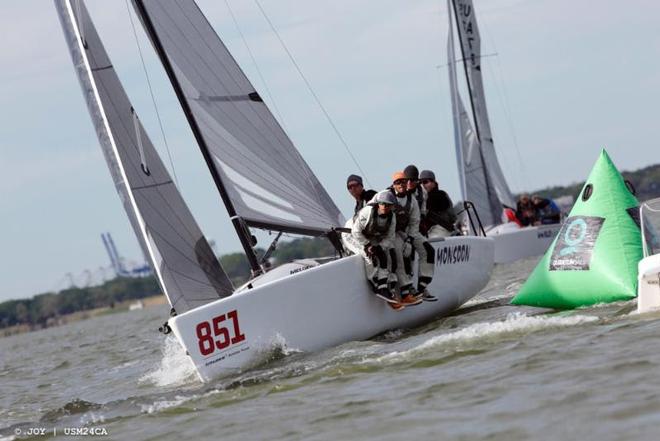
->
[56,0,233,313]
[132,0,344,235]
[450,0,515,226]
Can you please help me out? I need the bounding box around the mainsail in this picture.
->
[131,0,345,240]
[449,0,515,227]
[56,0,234,313]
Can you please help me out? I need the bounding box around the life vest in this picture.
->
[353,189,377,217]
[363,206,393,240]
[390,189,413,232]
[413,186,426,215]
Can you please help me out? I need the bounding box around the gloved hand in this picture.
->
[402,236,414,258]
[364,244,383,260]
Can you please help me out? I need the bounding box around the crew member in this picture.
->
[351,190,399,305]
[404,164,427,217]
[347,174,377,219]
[532,194,561,224]
[516,193,537,226]
[390,172,436,303]
[419,170,457,239]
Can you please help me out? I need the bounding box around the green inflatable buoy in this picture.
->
[511,149,642,309]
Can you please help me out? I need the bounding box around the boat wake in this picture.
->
[139,336,198,387]
[370,312,599,365]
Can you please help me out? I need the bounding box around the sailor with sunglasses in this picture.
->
[346,174,377,219]
[419,170,458,239]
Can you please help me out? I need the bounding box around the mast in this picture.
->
[132,0,262,274]
[451,0,482,144]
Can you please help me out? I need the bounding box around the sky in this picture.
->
[1,0,659,302]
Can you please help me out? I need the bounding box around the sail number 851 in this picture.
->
[196,310,246,356]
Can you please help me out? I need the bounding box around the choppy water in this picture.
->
[2,257,660,441]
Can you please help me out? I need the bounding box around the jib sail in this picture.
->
[56,0,234,313]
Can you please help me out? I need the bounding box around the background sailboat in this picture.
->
[447,0,560,263]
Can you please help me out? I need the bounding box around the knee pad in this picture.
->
[374,247,388,269]
[423,241,435,264]
[389,249,398,272]
[404,256,412,275]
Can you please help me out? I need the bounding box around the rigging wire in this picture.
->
[124,0,179,186]
[253,0,372,188]
[223,0,288,132]
[479,20,529,192]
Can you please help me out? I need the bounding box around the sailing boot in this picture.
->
[419,287,438,302]
[399,286,423,306]
[417,281,437,301]
[376,287,398,304]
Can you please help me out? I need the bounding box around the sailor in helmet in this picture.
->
[351,190,400,306]
[390,171,436,303]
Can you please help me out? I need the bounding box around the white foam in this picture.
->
[462,292,511,307]
[140,389,221,415]
[140,336,198,387]
[269,333,301,357]
[577,300,634,310]
[140,395,190,414]
[78,411,106,425]
[373,312,599,363]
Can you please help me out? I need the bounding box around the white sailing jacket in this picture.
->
[351,205,396,250]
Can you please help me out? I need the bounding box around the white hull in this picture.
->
[169,236,494,382]
[488,223,560,264]
[637,254,660,313]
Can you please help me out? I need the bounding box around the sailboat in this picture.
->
[637,197,660,313]
[446,0,561,264]
[56,0,494,382]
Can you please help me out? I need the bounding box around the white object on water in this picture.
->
[128,300,144,311]
[637,198,660,313]
[637,255,660,313]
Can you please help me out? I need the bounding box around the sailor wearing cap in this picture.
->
[389,172,434,304]
[346,174,377,219]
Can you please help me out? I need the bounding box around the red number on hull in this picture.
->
[196,322,215,356]
[228,310,246,344]
[212,314,230,350]
[195,309,246,356]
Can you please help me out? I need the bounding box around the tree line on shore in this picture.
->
[0,237,335,330]
[533,163,660,203]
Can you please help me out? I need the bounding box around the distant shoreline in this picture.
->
[1,294,166,338]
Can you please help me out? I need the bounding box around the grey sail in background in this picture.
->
[132,0,344,235]
[447,0,498,228]
[56,0,233,313]
[451,0,516,225]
